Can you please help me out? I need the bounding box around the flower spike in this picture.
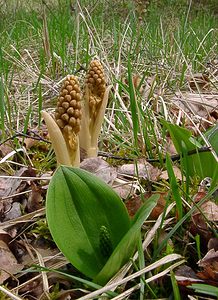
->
[42,75,82,167]
[79,60,112,158]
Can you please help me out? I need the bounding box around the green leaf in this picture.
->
[0,75,5,135]
[188,283,218,297]
[162,120,217,178]
[202,123,218,155]
[46,166,131,279]
[161,120,195,152]
[47,166,158,285]
[94,194,159,285]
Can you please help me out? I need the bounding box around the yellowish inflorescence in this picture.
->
[41,75,82,167]
[85,60,106,121]
[55,75,82,151]
[80,60,111,158]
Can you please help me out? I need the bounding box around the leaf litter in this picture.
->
[0,108,217,296]
[0,109,217,298]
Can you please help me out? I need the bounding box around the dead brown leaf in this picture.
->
[190,199,218,247]
[172,92,218,119]
[160,165,182,181]
[0,167,37,221]
[175,265,203,287]
[80,157,117,184]
[19,278,44,298]
[57,289,88,300]
[24,137,38,149]
[197,249,218,282]
[125,192,166,218]
[165,136,177,156]
[113,178,136,199]
[125,194,142,217]
[118,159,161,181]
[208,238,218,251]
[149,193,167,219]
[0,240,23,283]
[27,182,43,212]
[200,201,218,222]
[4,202,22,221]
[0,141,14,158]
[0,167,36,198]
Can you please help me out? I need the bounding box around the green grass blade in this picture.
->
[38,83,42,127]
[166,154,183,219]
[0,76,5,136]
[23,104,32,134]
[29,265,117,298]
[127,59,139,149]
[170,271,181,300]
[138,236,145,300]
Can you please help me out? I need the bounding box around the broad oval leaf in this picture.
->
[94,194,159,285]
[46,166,131,278]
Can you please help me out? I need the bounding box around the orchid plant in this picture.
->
[42,60,111,166]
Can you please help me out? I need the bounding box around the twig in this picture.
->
[98,146,212,163]
[0,131,51,147]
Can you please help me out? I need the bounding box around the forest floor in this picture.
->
[0,1,218,299]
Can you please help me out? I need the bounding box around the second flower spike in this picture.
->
[80,60,112,158]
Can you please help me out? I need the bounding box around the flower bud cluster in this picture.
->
[55,75,82,135]
[85,60,106,119]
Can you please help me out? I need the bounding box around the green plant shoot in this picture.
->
[46,166,158,285]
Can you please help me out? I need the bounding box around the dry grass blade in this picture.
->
[33,247,50,295]
[0,285,24,300]
[111,259,186,300]
[79,254,183,300]
[142,202,176,250]
[11,253,68,295]
[42,3,51,60]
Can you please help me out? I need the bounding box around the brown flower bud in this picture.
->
[61,113,69,122]
[67,107,74,116]
[62,102,70,109]
[56,119,65,129]
[64,95,71,102]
